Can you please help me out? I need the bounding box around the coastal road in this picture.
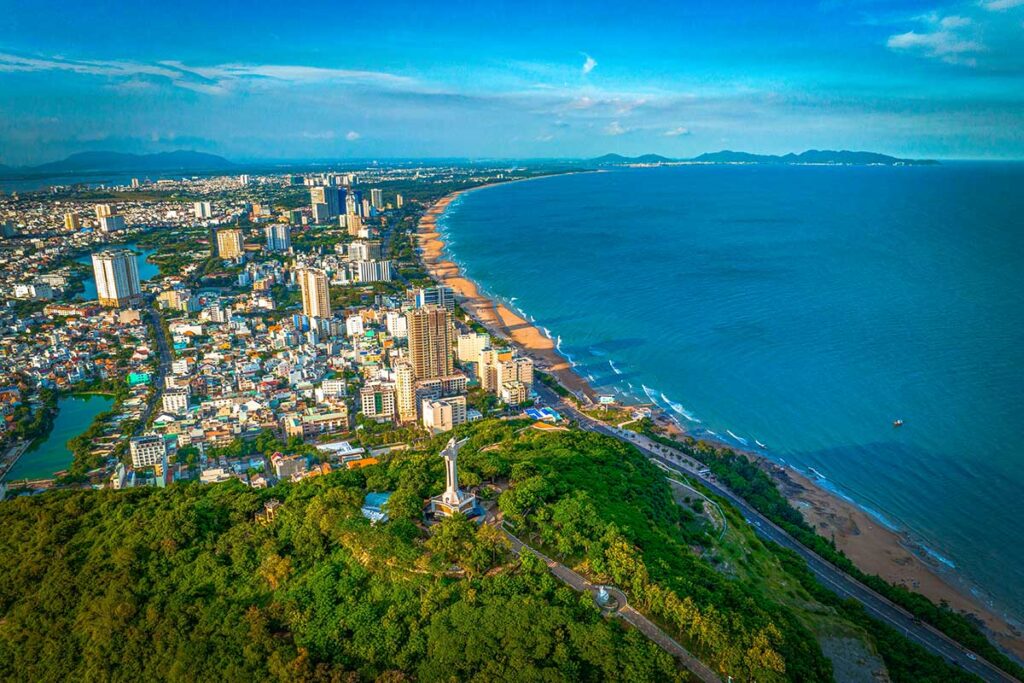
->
[532,383,1019,683]
[501,524,722,682]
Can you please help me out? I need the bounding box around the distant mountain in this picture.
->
[590,153,676,165]
[689,149,937,165]
[0,150,235,178]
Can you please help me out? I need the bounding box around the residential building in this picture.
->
[296,267,331,319]
[395,362,416,423]
[91,249,142,308]
[360,382,396,420]
[345,314,364,337]
[193,201,212,219]
[310,186,341,218]
[215,228,244,259]
[130,434,166,468]
[422,395,467,434]
[64,213,80,230]
[99,215,126,232]
[385,310,407,338]
[412,286,455,310]
[265,224,291,252]
[162,388,189,415]
[456,332,490,363]
[370,188,384,210]
[406,305,453,379]
[352,260,392,283]
[348,240,382,261]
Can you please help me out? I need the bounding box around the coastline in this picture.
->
[416,178,598,401]
[416,179,1024,662]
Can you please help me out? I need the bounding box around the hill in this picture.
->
[0,420,981,681]
[690,149,936,165]
[0,150,235,178]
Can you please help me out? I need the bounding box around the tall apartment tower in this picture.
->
[406,305,454,379]
[370,188,384,210]
[395,362,417,423]
[64,213,81,230]
[91,249,142,308]
[310,186,341,218]
[94,204,113,219]
[193,201,213,219]
[265,224,291,252]
[215,228,244,259]
[297,267,332,319]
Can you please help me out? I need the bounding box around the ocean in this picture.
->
[438,164,1024,619]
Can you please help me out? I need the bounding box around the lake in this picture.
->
[5,394,114,481]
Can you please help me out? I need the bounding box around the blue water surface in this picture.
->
[440,164,1024,618]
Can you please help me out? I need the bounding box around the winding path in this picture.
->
[501,525,722,682]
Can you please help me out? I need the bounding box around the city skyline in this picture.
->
[2,0,1023,164]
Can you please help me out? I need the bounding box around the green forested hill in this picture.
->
[0,421,973,682]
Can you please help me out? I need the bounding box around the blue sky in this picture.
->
[1,0,1022,163]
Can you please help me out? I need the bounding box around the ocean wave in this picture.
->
[725,429,749,445]
[642,384,660,404]
[540,326,553,340]
[922,545,957,570]
[660,392,700,423]
[608,360,623,375]
[808,466,827,481]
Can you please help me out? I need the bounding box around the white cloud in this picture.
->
[345,131,361,141]
[603,121,628,136]
[887,14,985,65]
[581,53,597,75]
[979,0,1024,10]
[535,133,554,141]
[663,126,691,137]
[0,52,413,95]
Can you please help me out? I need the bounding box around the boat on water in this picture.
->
[893,419,904,427]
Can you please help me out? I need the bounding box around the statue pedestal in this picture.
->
[429,491,478,518]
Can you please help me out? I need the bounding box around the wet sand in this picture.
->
[417,184,1024,663]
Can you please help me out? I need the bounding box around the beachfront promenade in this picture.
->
[500,524,723,683]
[530,381,1020,683]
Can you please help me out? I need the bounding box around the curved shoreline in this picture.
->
[417,176,1024,661]
[416,177,598,401]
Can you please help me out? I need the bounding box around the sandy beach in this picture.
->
[416,185,1024,663]
[416,186,596,401]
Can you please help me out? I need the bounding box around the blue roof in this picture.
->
[362,491,392,511]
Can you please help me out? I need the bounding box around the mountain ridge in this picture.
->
[589,149,937,166]
[0,150,235,178]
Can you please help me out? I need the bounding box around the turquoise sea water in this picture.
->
[6,395,114,481]
[439,164,1024,619]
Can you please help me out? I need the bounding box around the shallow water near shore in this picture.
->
[439,163,1024,620]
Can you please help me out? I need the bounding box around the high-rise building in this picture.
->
[94,204,113,219]
[456,332,490,363]
[345,212,362,237]
[131,178,140,188]
[265,224,291,252]
[396,193,404,208]
[296,267,331,319]
[395,362,417,423]
[352,260,392,283]
[91,249,142,308]
[406,305,454,379]
[310,186,341,218]
[193,201,212,219]
[348,240,382,261]
[162,388,189,415]
[370,188,384,210]
[238,174,251,186]
[64,213,80,231]
[312,203,330,224]
[413,286,456,311]
[215,228,244,259]
[98,215,126,233]
[360,382,396,420]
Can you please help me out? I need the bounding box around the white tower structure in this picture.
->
[429,437,478,517]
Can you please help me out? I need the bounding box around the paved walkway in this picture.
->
[502,526,722,683]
